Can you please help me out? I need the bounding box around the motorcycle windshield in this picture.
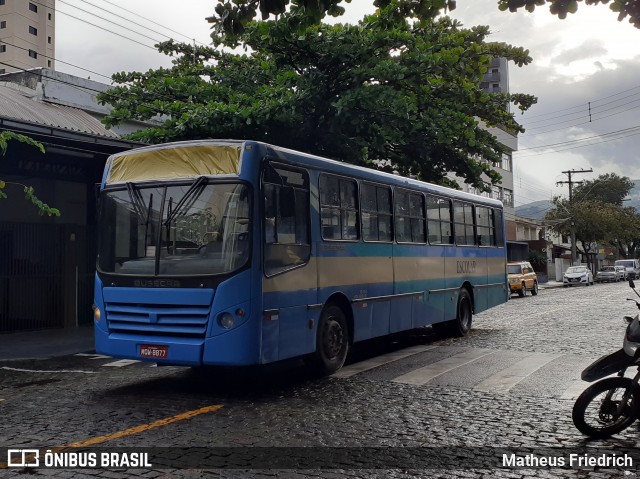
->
[624,317,640,357]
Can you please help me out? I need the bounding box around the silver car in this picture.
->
[563,265,594,287]
[595,266,619,283]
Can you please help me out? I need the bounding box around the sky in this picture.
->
[52,0,640,207]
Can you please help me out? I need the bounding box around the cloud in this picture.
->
[552,38,608,65]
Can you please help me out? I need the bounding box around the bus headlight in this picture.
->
[218,312,235,329]
[93,304,101,322]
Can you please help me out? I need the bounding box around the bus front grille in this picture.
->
[105,303,210,338]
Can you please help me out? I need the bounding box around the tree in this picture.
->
[0,131,60,216]
[571,173,640,258]
[207,0,457,38]
[545,173,640,267]
[99,2,536,192]
[497,0,640,29]
[571,172,633,206]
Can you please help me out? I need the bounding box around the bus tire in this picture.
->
[433,289,473,338]
[449,288,473,337]
[309,304,349,376]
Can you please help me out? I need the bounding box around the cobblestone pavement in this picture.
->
[1,282,639,478]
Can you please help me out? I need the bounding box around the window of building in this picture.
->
[29,26,37,35]
[263,163,310,276]
[0,21,6,29]
[0,69,5,74]
[0,44,5,53]
[48,36,51,44]
[29,2,37,12]
[48,13,52,20]
[501,152,512,172]
[0,0,5,6]
[426,195,453,244]
[28,50,37,59]
[47,60,51,67]
[361,183,392,242]
[395,189,425,244]
[475,206,494,246]
[453,201,475,246]
[319,174,359,241]
[502,188,513,207]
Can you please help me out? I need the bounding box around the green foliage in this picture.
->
[0,130,45,155]
[99,1,536,191]
[528,249,547,270]
[545,173,640,257]
[572,173,633,206]
[497,0,640,28]
[207,0,458,39]
[0,131,60,217]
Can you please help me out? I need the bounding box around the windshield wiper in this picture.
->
[164,176,207,226]
[126,182,153,224]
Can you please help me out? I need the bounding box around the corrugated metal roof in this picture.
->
[0,85,120,138]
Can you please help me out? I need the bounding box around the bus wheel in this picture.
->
[309,304,349,375]
[450,288,473,337]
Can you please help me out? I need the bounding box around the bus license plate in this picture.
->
[140,345,168,359]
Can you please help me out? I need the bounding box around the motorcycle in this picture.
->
[572,280,640,438]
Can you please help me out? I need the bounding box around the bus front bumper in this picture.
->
[95,330,204,366]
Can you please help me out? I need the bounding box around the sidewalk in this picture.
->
[0,325,95,361]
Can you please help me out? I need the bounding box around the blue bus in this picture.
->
[94,140,507,374]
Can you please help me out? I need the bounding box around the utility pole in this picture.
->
[556,168,593,265]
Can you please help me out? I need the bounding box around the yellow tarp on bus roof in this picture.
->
[106,144,242,183]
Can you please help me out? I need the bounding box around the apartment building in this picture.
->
[454,57,517,240]
[0,0,55,73]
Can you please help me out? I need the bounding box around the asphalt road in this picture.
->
[1,281,640,478]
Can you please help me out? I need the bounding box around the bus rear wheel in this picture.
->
[309,304,349,376]
[432,288,473,338]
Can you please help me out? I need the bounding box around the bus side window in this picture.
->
[361,183,392,242]
[453,201,475,246]
[493,208,504,247]
[475,206,493,246]
[319,174,359,241]
[426,195,453,245]
[263,163,311,276]
[395,189,426,244]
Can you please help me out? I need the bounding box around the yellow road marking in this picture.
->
[0,404,223,468]
[67,404,224,447]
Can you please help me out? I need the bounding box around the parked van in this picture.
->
[614,259,640,280]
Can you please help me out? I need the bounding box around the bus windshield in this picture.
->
[97,181,250,276]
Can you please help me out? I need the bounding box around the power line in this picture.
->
[519,124,640,152]
[520,83,640,121]
[74,0,203,46]
[0,38,113,81]
[516,128,640,158]
[100,0,207,45]
[54,5,158,50]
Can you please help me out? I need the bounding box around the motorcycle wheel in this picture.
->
[572,377,639,439]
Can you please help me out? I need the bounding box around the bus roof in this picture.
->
[105,139,504,208]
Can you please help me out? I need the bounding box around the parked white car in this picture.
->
[615,265,627,281]
[563,265,594,287]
